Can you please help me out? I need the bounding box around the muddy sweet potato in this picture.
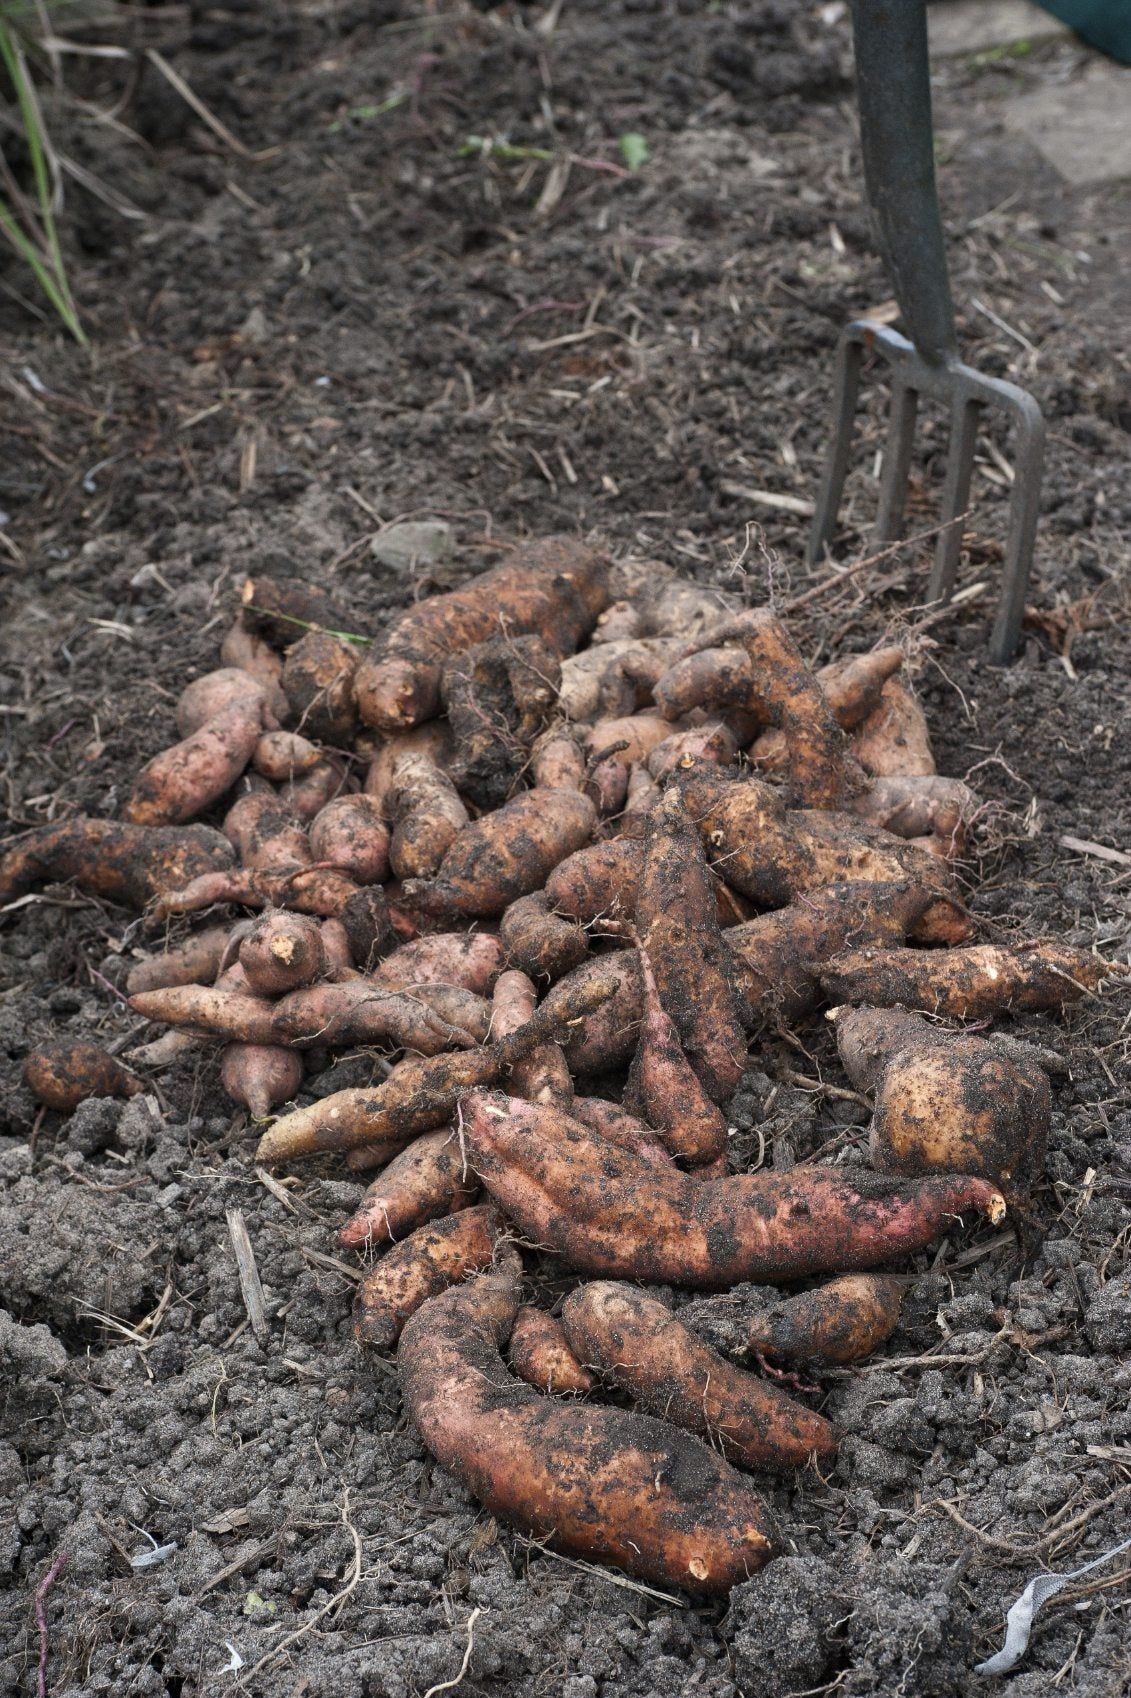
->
[281,630,359,746]
[509,1306,594,1395]
[405,787,597,919]
[128,983,278,1045]
[364,723,453,813]
[491,969,573,1110]
[646,723,738,784]
[398,1260,779,1593]
[220,619,289,719]
[252,730,322,782]
[176,669,276,738]
[622,763,661,821]
[821,942,1115,1020]
[125,925,231,996]
[653,646,755,722]
[463,1092,1006,1288]
[585,713,673,812]
[558,640,640,723]
[371,932,503,997]
[849,775,977,852]
[499,891,588,983]
[308,794,390,885]
[238,910,327,995]
[255,967,622,1161]
[153,794,358,921]
[529,726,587,791]
[387,752,470,881]
[442,634,561,808]
[240,574,351,648]
[338,1128,479,1249]
[625,943,728,1166]
[832,1005,1051,1190]
[542,951,643,1074]
[355,537,609,731]
[562,1282,836,1471]
[853,678,934,778]
[219,1043,304,1119]
[570,1096,675,1166]
[636,784,747,1101]
[23,1040,143,1112]
[0,819,236,910]
[278,757,352,822]
[354,1203,504,1347]
[269,980,478,1053]
[746,1273,904,1368]
[546,840,640,927]
[748,646,905,774]
[123,697,268,827]
[725,880,936,1023]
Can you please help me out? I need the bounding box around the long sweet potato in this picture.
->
[853,678,934,778]
[405,787,597,919]
[746,1273,904,1368]
[561,1282,836,1471]
[128,983,278,1045]
[0,819,235,910]
[821,942,1116,1019]
[509,1306,594,1395]
[255,967,621,1161]
[353,1203,503,1347]
[176,669,275,738]
[499,891,588,983]
[355,537,609,731]
[636,784,747,1101]
[463,1092,1006,1288]
[491,969,573,1110]
[372,932,502,997]
[23,1040,143,1112]
[338,1129,479,1249]
[220,1043,304,1119]
[281,630,359,745]
[653,646,755,722]
[268,980,478,1053]
[570,1096,675,1166]
[387,752,470,881]
[123,697,267,827]
[308,794,390,885]
[748,646,905,774]
[625,943,728,1166]
[125,925,231,995]
[398,1261,779,1593]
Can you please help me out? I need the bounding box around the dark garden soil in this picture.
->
[2,3,1130,1694]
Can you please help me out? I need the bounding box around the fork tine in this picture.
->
[807,329,865,566]
[873,379,918,544]
[929,393,980,605]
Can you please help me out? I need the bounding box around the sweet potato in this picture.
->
[278,757,352,822]
[220,619,289,719]
[372,932,503,997]
[542,951,643,1074]
[832,1005,1050,1190]
[822,942,1115,1020]
[398,1261,779,1593]
[562,1282,836,1471]
[625,944,728,1166]
[125,925,231,995]
[128,983,277,1044]
[591,600,642,643]
[570,1097,675,1166]
[308,794,390,885]
[355,537,609,731]
[23,1040,143,1112]
[238,910,327,996]
[240,573,351,648]
[387,752,470,881]
[600,638,686,716]
[442,634,561,808]
[585,713,673,812]
[849,775,977,852]
[636,784,747,1101]
[463,1092,1006,1287]
[281,630,359,745]
[364,723,453,813]
[320,916,354,975]
[220,1043,304,1119]
[491,969,573,1110]
[509,1307,594,1395]
[338,1129,479,1249]
[546,840,640,927]
[123,697,268,827]
[499,891,587,983]
[529,726,586,791]
[558,640,639,723]
[746,1273,904,1367]
[652,644,754,722]
[646,723,738,784]
[154,796,358,922]
[353,1203,504,1347]
[176,669,275,738]
[0,818,235,911]
[725,880,936,1023]
[255,967,622,1162]
[853,678,934,778]
[623,762,660,820]
[406,787,597,919]
[749,646,905,774]
[252,730,322,781]
[268,980,478,1053]
[611,563,733,643]
[679,767,969,945]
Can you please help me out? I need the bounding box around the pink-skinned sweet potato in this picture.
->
[499,891,588,983]
[123,697,268,826]
[219,1043,304,1119]
[353,1203,504,1347]
[821,942,1117,1020]
[624,943,728,1166]
[404,787,597,919]
[338,1128,479,1249]
[125,925,231,996]
[23,1040,143,1112]
[746,1273,904,1368]
[508,1306,594,1395]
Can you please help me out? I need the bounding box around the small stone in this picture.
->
[370,520,455,573]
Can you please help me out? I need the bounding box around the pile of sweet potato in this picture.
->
[6,537,1120,1597]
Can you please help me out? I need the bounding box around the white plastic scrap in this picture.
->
[220,1643,244,1673]
[128,1527,178,1570]
[974,1534,1131,1676]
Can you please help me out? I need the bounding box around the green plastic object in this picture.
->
[1034,0,1131,62]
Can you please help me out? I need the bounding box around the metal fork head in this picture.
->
[807,320,1045,663]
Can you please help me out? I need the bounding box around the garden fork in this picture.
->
[807,0,1045,662]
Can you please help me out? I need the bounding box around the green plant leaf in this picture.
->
[618,132,649,171]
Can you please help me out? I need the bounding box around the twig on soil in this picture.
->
[423,1607,483,1698]
[225,1208,269,1346]
[35,1550,67,1698]
[933,1482,1131,1565]
[243,1497,363,1678]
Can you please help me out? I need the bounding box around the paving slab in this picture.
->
[1003,61,1131,184]
[928,0,1068,57]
